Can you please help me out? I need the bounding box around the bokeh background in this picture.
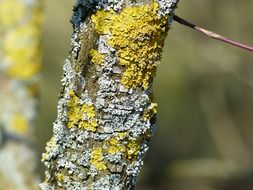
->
[36,0,253,189]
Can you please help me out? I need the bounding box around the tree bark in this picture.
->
[40,0,179,189]
[0,0,43,189]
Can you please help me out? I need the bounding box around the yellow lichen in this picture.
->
[126,141,141,160]
[42,137,57,161]
[91,10,112,34]
[90,147,107,171]
[78,120,98,132]
[67,106,82,128]
[106,135,142,160]
[90,49,106,65]
[81,104,96,118]
[3,24,41,79]
[10,114,28,134]
[91,2,168,89]
[57,173,64,181]
[67,90,98,131]
[116,132,128,140]
[107,138,126,155]
[142,102,158,121]
[0,0,25,27]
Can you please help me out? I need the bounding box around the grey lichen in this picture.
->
[41,0,179,189]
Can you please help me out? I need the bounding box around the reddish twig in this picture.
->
[173,15,253,52]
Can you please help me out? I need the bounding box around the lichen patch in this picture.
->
[91,2,168,89]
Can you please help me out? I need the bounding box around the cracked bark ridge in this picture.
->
[40,0,179,189]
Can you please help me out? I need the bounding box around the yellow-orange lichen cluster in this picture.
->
[10,114,29,135]
[90,49,106,65]
[142,102,158,121]
[42,137,57,162]
[90,137,142,170]
[90,147,107,171]
[67,90,98,131]
[91,2,168,89]
[89,129,153,170]
[106,137,141,160]
[0,0,43,79]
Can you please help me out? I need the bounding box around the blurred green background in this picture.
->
[36,1,253,189]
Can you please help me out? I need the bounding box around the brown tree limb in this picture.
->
[40,0,179,189]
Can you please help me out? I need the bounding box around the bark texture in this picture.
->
[0,0,43,189]
[40,0,179,189]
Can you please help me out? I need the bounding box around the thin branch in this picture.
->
[40,1,180,189]
[173,15,253,52]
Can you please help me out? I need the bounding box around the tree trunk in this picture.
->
[0,0,43,189]
[40,0,179,189]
